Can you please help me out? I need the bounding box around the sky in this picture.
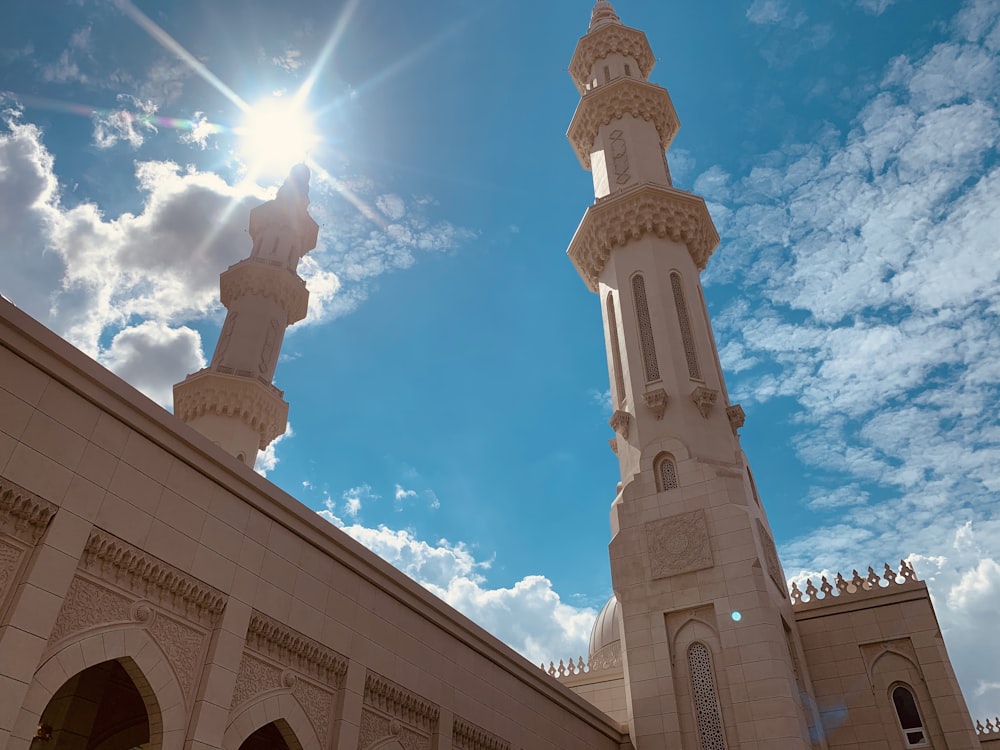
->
[1,0,999,723]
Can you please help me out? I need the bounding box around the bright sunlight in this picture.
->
[237,96,320,180]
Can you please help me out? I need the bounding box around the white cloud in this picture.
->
[254,424,292,477]
[316,511,595,665]
[93,94,159,149]
[746,0,789,25]
[101,321,205,408]
[701,0,1000,718]
[856,0,895,15]
[272,48,303,72]
[394,483,418,506]
[342,484,379,519]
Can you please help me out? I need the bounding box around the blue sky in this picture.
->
[2,0,999,722]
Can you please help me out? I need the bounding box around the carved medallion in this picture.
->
[645,510,714,579]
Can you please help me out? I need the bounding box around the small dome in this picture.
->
[588,595,621,661]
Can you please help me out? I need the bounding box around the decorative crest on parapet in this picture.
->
[789,560,918,607]
[247,612,347,686]
[0,477,57,546]
[569,19,655,93]
[568,184,720,292]
[541,645,623,680]
[568,79,678,169]
[977,717,1000,737]
[453,717,510,750]
[82,530,226,624]
[364,672,439,733]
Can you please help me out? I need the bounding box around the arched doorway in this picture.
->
[33,659,153,750]
[237,720,302,750]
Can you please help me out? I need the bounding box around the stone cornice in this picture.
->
[568,78,679,170]
[220,259,310,324]
[173,370,289,449]
[567,184,720,292]
[453,717,510,750]
[83,529,226,624]
[246,611,347,687]
[569,24,655,94]
[0,476,57,546]
[364,672,439,732]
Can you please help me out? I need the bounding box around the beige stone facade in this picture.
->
[0,3,995,750]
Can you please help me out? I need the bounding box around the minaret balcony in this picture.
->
[567,183,719,292]
[567,78,679,169]
[220,258,310,324]
[569,23,655,94]
[173,369,289,450]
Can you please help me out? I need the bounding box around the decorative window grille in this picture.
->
[688,642,727,750]
[671,272,702,380]
[632,274,660,382]
[606,292,626,407]
[892,686,929,747]
[656,453,679,491]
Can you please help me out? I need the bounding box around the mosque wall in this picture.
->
[791,567,980,749]
[0,298,631,750]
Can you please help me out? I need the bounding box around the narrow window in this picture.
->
[892,686,929,747]
[624,63,632,77]
[655,453,679,491]
[604,65,611,83]
[671,271,702,380]
[688,643,727,750]
[632,274,660,382]
[606,292,626,407]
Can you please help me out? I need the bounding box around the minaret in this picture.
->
[173,164,318,467]
[567,5,822,748]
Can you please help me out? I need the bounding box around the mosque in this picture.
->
[0,3,995,749]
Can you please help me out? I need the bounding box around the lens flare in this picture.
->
[237,97,321,180]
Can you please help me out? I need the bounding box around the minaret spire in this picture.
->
[566,8,823,749]
[173,165,319,467]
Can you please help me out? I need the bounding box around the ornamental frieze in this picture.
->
[0,476,57,546]
[568,78,679,169]
[453,716,510,750]
[569,23,656,92]
[172,370,289,448]
[220,259,310,324]
[568,184,719,292]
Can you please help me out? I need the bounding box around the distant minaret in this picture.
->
[173,164,318,467]
[567,4,822,748]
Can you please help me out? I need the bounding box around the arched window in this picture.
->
[604,65,611,83]
[892,685,929,747]
[632,274,660,382]
[655,452,679,491]
[606,292,626,407]
[671,271,702,380]
[688,642,727,750]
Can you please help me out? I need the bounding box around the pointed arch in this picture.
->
[890,684,930,748]
[654,452,679,491]
[16,628,186,750]
[670,271,701,380]
[687,641,728,750]
[223,693,321,750]
[606,291,626,407]
[631,273,660,383]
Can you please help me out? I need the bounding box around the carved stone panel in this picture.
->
[453,716,510,750]
[359,709,427,750]
[756,520,785,593]
[49,576,131,645]
[646,510,714,579]
[232,653,282,709]
[0,538,25,613]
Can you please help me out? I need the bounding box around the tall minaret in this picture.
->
[173,164,318,467]
[567,5,822,748]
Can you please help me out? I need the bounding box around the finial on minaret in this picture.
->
[589,1,621,31]
[172,164,320,467]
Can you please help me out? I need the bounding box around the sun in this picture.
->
[238,96,320,180]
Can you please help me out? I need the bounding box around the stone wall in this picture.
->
[0,299,631,750]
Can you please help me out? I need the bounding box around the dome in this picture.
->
[588,595,621,662]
